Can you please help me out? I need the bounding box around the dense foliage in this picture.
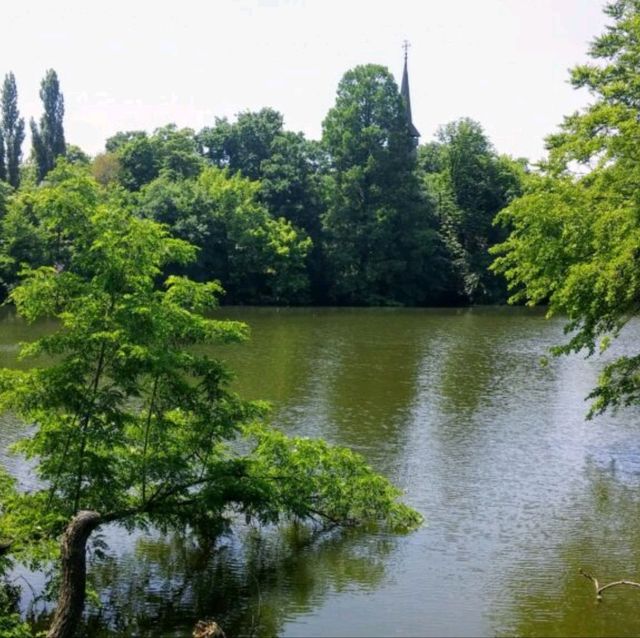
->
[138,167,311,303]
[0,584,30,638]
[321,65,451,305]
[0,64,524,307]
[492,0,640,414]
[421,119,525,303]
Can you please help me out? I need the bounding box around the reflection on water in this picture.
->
[4,306,640,636]
[76,525,391,637]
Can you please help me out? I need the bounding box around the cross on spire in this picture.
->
[402,39,411,61]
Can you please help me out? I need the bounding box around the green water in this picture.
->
[4,306,640,637]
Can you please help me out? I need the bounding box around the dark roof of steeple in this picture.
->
[401,53,420,139]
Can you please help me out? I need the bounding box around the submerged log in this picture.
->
[47,511,101,638]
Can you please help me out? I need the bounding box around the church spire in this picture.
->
[401,40,420,144]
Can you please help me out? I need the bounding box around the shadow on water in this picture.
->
[307,310,424,463]
[0,306,58,371]
[434,306,554,421]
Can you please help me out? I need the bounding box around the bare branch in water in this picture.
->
[580,569,640,602]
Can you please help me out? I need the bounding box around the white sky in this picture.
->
[2,0,608,162]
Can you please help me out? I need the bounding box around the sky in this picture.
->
[2,0,609,162]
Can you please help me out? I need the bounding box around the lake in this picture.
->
[3,306,640,637]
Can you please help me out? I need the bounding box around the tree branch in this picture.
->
[141,373,160,504]
[73,339,108,513]
[580,568,640,602]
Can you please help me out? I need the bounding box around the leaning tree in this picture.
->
[0,161,420,637]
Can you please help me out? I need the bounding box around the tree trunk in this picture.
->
[47,510,101,638]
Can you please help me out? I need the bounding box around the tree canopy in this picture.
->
[421,118,525,303]
[321,64,450,305]
[0,64,524,309]
[138,166,312,303]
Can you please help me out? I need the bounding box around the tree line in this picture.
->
[0,65,526,307]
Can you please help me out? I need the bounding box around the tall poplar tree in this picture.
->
[30,69,65,182]
[1,72,25,188]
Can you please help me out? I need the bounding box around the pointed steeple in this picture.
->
[401,41,420,143]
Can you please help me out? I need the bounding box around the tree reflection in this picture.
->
[206,308,325,407]
[65,523,393,636]
[215,308,427,470]
[319,310,425,464]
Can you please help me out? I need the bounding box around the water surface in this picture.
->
[3,306,640,637]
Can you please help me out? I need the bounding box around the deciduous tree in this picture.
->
[197,108,284,180]
[139,167,312,303]
[0,162,420,637]
[421,119,524,303]
[492,0,640,414]
[322,64,449,305]
[107,125,203,190]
